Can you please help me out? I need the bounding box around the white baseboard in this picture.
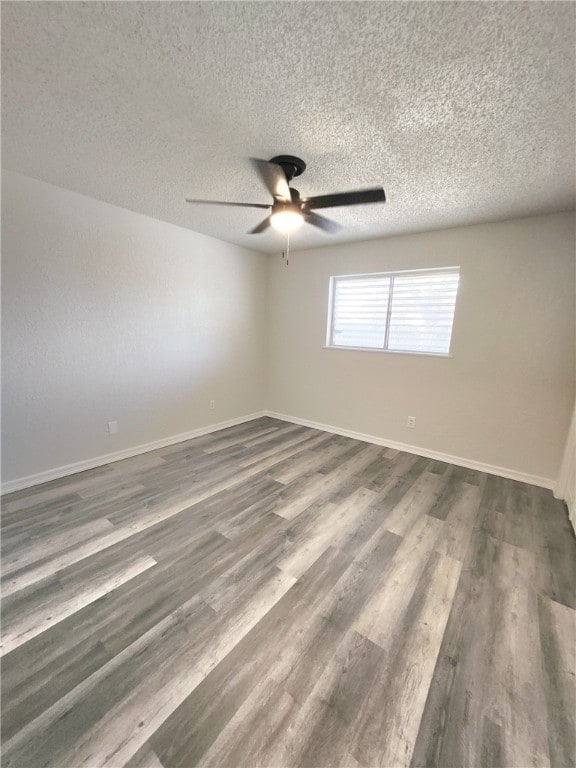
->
[1,412,267,495]
[265,410,555,490]
[2,408,557,496]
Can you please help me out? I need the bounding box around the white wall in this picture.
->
[1,171,267,484]
[267,213,576,484]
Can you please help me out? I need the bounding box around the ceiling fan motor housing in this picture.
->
[272,200,301,214]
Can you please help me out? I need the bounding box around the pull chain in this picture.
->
[281,232,291,266]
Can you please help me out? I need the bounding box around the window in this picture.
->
[327,267,460,355]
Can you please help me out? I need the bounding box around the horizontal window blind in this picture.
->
[328,268,459,355]
[331,276,391,349]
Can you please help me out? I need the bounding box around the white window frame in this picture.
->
[325,266,460,357]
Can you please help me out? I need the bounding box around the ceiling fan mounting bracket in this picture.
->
[269,155,307,181]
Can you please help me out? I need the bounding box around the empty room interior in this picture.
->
[1,2,576,767]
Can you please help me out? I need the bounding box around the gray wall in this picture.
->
[267,212,576,483]
[1,171,268,482]
[3,170,574,487]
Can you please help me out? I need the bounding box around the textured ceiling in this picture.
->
[2,1,575,254]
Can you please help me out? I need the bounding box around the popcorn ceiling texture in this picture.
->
[2,1,574,254]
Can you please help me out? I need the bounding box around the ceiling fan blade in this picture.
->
[248,217,271,234]
[304,211,341,233]
[251,159,291,201]
[185,198,270,209]
[302,186,386,211]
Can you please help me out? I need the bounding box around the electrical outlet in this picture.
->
[210,399,215,410]
[107,420,118,435]
[407,416,416,429]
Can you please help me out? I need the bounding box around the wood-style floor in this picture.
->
[1,417,575,768]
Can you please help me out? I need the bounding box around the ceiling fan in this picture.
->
[185,155,386,235]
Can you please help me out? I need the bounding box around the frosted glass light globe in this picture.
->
[270,208,304,233]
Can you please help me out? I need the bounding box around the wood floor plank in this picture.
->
[277,552,461,768]
[2,594,217,768]
[150,545,355,768]
[1,465,114,513]
[1,554,157,656]
[410,525,498,768]
[353,514,444,647]
[273,445,383,522]
[235,422,305,449]
[125,744,167,768]
[276,487,377,578]
[426,465,471,520]
[168,527,401,768]
[271,436,355,485]
[204,427,282,454]
[1,525,276,735]
[2,449,303,597]
[1,517,115,577]
[47,569,297,768]
[1,552,223,741]
[238,428,328,468]
[411,526,551,768]
[357,552,462,767]
[281,528,403,706]
[1,634,113,744]
[537,594,576,767]
[434,480,483,561]
[258,630,385,768]
[1,492,84,534]
[1,417,574,768]
[530,485,576,610]
[481,541,550,768]
[383,470,442,536]
[195,682,301,768]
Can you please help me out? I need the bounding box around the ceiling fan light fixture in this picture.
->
[270,206,304,233]
[185,155,385,237]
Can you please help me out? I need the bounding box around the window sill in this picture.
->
[323,345,453,358]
